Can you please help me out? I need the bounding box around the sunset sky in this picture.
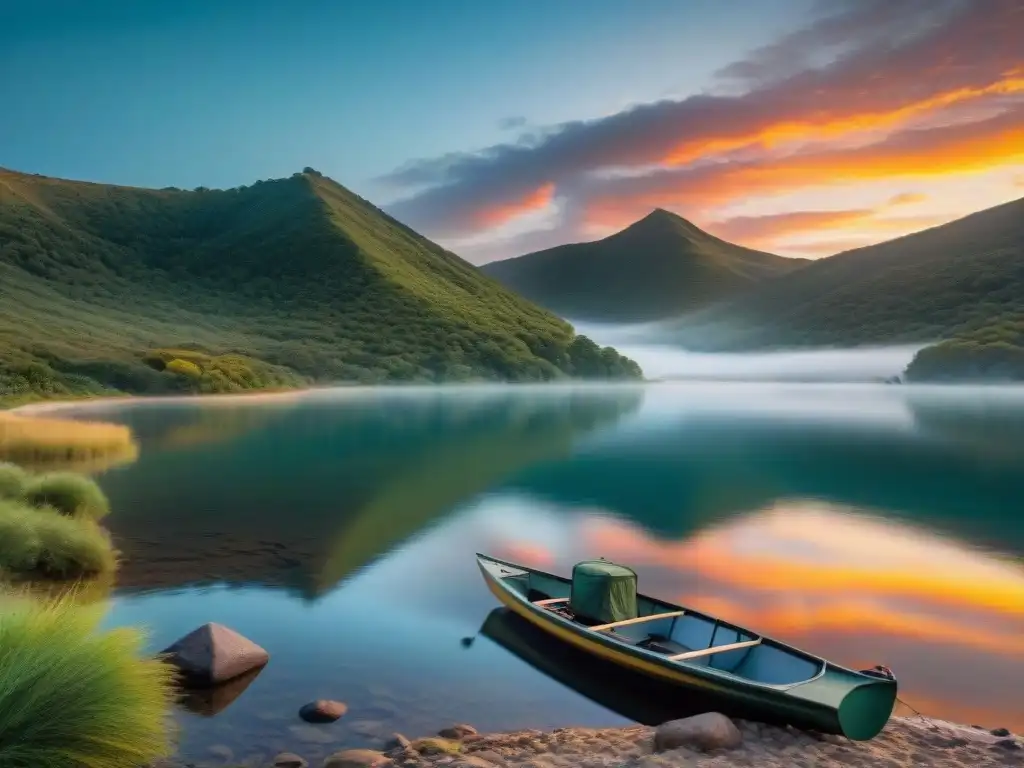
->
[3,0,1022,261]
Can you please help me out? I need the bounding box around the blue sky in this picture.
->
[2,0,1021,262]
[1,0,810,193]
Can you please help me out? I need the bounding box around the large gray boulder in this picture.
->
[654,712,743,752]
[160,622,269,686]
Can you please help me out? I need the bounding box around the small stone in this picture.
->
[993,739,1022,751]
[972,724,984,729]
[275,754,309,768]
[938,737,969,748]
[322,749,393,768]
[654,713,743,753]
[300,700,349,723]
[438,725,478,740]
[991,727,1012,737]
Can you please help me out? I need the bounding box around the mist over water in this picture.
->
[572,320,924,382]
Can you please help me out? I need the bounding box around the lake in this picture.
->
[58,382,1024,765]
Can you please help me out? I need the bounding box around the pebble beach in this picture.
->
[157,713,1024,768]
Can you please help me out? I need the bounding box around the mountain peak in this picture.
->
[481,205,800,324]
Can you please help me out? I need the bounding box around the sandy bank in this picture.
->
[376,716,1021,768]
[6,387,315,416]
[151,714,1023,767]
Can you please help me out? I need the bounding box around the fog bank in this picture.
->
[573,321,923,382]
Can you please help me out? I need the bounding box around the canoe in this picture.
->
[476,553,897,740]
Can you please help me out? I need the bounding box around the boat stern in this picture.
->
[836,676,898,741]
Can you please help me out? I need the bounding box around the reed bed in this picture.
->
[0,412,138,467]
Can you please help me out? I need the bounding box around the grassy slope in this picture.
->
[661,196,1024,360]
[481,208,807,323]
[0,168,641,405]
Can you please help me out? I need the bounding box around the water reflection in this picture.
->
[83,383,1024,760]
[177,666,265,717]
[95,387,643,596]
[477,608,713,725]
[487,500,1024,731]
[504,384,1024,553]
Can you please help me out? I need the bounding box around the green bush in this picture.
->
[0,501,116,578]
[0,462,29,499]
[0,593,175,768]
[165,358,203,378]
[22,472,111,520]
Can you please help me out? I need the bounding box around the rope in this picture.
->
[897,696,943,734]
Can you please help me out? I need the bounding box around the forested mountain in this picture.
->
[0,167,641,404]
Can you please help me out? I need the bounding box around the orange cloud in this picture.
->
[700,203,953,252]
[385,0,1024,258]
[582,109,1024,229]
[887,192,928,206]
[663,71,1024,167]
[705,209,875,246]
[471,182,555,229]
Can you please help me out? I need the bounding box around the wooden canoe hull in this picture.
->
[477,553,896,740]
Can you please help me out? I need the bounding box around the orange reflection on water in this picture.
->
[583,506,1024,616]
[578,503,1024,730]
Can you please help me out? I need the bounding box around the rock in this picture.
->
[275,755,309,768]
[991,727,1012,737]
[438,724,478,740]
[300,700,349,723]
[993,739,1022,751]
[653,713,743,753]
[160,623,269,686]
[322,749,393,768]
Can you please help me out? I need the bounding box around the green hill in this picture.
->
[480,208,806,323]
[0,167,641,404]
[660,196,1024,363]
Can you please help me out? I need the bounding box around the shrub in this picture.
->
[165,358,203,378]
[0,462,29,499]
[0,501,117,578]
[23,472,111,520]
[0,593,175,768]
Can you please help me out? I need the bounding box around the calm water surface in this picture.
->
[61,383,1024,764]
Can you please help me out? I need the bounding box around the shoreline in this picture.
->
[156,713,1021,767]
[10,378,1024,419]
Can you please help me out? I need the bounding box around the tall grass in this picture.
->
[0,413,138,467]
[22,471,111,520]
[0,462,29,499]
[0,501,116,579]
[0,593,176,768]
